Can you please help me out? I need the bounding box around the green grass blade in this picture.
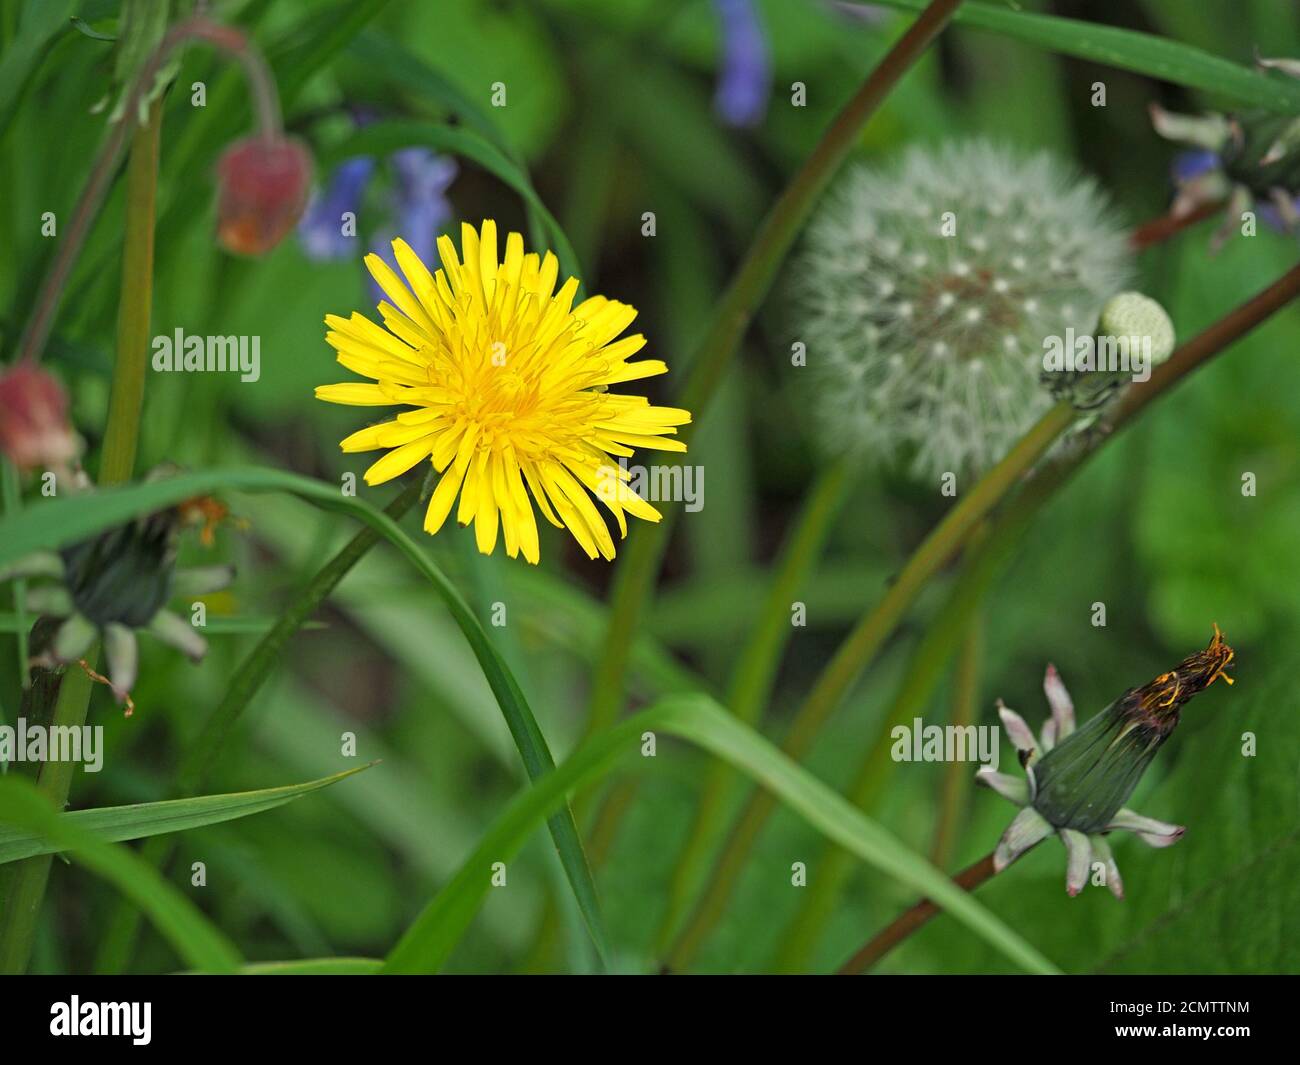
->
[0,778,241,972]
[0,765,374,864]
[383,693,1057,975]
[230,957,384,975]
[863,0,1300,112]
[0,466,610,966]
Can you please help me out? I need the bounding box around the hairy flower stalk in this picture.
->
[979,626,1235,895]
[316,220,691,563]
[795,141,1131,480]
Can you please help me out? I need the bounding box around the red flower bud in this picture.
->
[215,135,313,256]
[0,362,79,472]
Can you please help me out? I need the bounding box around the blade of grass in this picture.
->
[0,777,241,973]
[654,459,852,950]
[0,765,374,864]
[857,0,1300,112]
[383,693,1055,974]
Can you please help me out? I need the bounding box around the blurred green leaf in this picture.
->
[0,765,373,864]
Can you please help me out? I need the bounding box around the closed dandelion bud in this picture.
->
[1042,291,1175,413]
[0,362,80,472]
[794,141,1131,480]
[977,627,1234,897]
[216,134,313,256]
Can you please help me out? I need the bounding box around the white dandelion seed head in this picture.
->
[793,140,1132,480]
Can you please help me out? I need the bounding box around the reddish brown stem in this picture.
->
[837,853,997,974]
[1128,199,1223,251]
[13,17,279,369]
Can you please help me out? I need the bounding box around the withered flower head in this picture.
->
[0,479,236,710]
[215,134,313,256]
[976,627,1234,898]
[0,362,81,473]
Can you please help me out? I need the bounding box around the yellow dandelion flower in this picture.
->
[315,220,692,564]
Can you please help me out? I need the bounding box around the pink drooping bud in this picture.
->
[215,134,313,256]
[0,361,80,472]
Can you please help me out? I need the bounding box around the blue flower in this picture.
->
[367,148,458,305]
[712,0,771,128]
[298,156,376,261]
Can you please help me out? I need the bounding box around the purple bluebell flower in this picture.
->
[367,148,458,305]
[298,156,375,261]
[712,0,771,128]
[1170,149,1220,184]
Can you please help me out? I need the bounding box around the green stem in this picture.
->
[0,666,95,971]
[666,401,1075,971]
[653,459,852,951]
[94,477,422,972]
[770,526,999,972]
[583,0,968,738]
[1,462,27,693]
[100,103,161,486]
[930,609,983,869]
[0,100,162,974]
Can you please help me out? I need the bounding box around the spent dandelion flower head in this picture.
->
[977,626,1235,897]
[793,140,1132,480]
[315,220,692,564]
[0,475,236,709]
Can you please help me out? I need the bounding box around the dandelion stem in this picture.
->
[930,610,983,869]
[837,851,999,974]
[583,0,968,740]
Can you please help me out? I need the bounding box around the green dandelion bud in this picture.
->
[976,626,1235,897]
[1043,291,1175,414]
